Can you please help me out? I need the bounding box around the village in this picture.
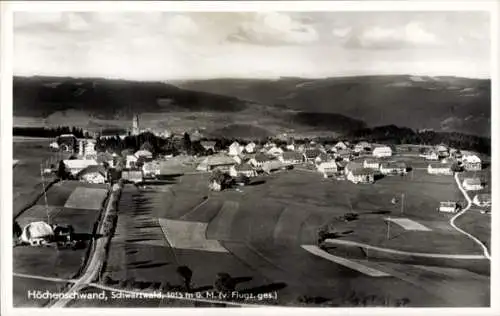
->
[12,115,492,307]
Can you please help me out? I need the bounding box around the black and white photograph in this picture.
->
[1,0,498,312]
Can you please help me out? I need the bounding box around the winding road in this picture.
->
[451,173,491,260]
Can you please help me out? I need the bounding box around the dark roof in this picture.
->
[282,151,303,161]
[350,168,375,176]
[76,165,107,178]
[380,161,406,169]
[304,149,321,159]
[235,163,254,171]
[429,163,452,168]
[254,153,274,163]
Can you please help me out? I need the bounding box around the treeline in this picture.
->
[346,125,491,155]
[13,126,89,139]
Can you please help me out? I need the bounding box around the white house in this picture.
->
[49,142,59,150]
[427,163,453,175]
[462,178,483,191]
[229,142,243,156]
[121,170,143,183]
[245,142,257,153]
[334,141,349,151]
[197,154,236,172]
[354,142,371,153]
[249,154,274,168]
[142,161,161,178]
[347,168,375,184]
[20,221,54,246]
[473,194,491,207]
[63,159,99,176]
[380,161,407,175]
[363,159,380,170]
[286,143,295,151]
[279,152,304,165]
[317,161,338,178]
[336,149,352,161]
[267,146,284,157]
[134,149,153,160]
[438,201,460,213]
[372,146,393,158]
[303,149,321,163]
[126,155,138,169]
[229,163,257,178]
[77,165,107,184]
[462,154,482,171]
[420,151,439,161]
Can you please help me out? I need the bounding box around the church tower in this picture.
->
[132,114,140,135]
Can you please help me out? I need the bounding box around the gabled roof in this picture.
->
[429,163,452,169]
[282,151,303,160]
[235,163,254,171]
[205,154,237,166]
[135,149,153,157]
[474,193,491,203]
[77,165,107,178]
[304,149,321,159]
[364,159,379,164]
[380,161,407,169]
[63,159,98,169]
[350,168,375,176]
[254,153,274,163]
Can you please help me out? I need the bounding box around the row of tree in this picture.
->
[13,126,90,139]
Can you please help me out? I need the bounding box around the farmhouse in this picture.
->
[336,149,352,161]
[334,141,349,151]
[267,146,284,157]
[303,149,321,162]
[438,201,460,213]
[229,142,243,156]
[200,141,216,152]
[229,163,257,178]
[354,142,371,153]
[142,161,161,178]
[78,139,97,158]
[134,149,153,160]
[262,160,285,174]
[380,161,407,175]
[372,146,393,158]
[126,155,138,169]
[420,151,439,161]
[427,163,453,175]
[20,221,54,246]
[76,165,108,184]
[279,151,304,165]
[347,168,375,184]
[462,178,483,191]
[317,161,338,178]
[197,154,236,172]
[121,170,143,183]
[462,154,482,171]
[473,193,491,207]
[63,159,99,176]
[363,159,380,170]
[249,153,274,168]
[245,142,257,153]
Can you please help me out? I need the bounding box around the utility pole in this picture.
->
[386,217,390,240]
[401,193,405,214]
[40,164,50,225]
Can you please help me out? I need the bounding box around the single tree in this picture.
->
[57,160,68,180]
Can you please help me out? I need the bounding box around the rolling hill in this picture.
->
[172,75,491,137]
[12,76,366,139]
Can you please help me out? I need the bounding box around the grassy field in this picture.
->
[13,276,69,307]
[99,167,490,307]
[14,181,109,289]
[13,139,66,218]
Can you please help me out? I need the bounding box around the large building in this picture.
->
[427,163,453,175]
[347,168,375,184]
[462,154,482,171]
[462,178,483,191]
[372,146,393,158]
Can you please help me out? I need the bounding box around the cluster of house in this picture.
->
[196,140,404,185]
[422,145,482,175]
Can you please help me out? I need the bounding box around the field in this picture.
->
[13,138,66,218]
[101,158,490,306]
[13,276,69,307]
[14,181,109,284]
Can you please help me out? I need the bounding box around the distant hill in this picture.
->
[13,76,367,138]
[173,75,491,137]
[13,76,247,119]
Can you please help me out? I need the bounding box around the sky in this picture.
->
[13,11,491,80]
